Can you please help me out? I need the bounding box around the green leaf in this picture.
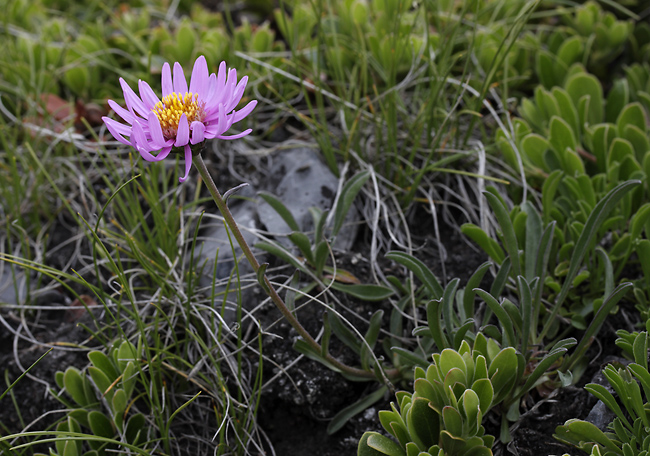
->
[88,351,118,383]
[359,432,406,456]
[258,191,300,231]
[332,170,370,237]
[255,241,306,271]
[64,367,90,408]
[606,78,630,123]
[112,388,127,417]
[488,347,519,400]
[549,116,578,170]
[565,72,604,125]
[555,37,583,77]
[462,262,492,319]
[88,367,113,401]
[328,386,388,434]
[360,310,384,370]
[521,134,550,170]
[484,192,521,278]
[589,123,617,173]
[471,378,494,414]
[555,419,620,452]
[536,50,557,89]
[442,406,464,437]
[617,102,647,136]
[622,124,650,161]
[563,283,631,371]
[407,397,441,449]
[328,282,394,301]
[541,180,640,340]
[475,289,515,348]
[88,411,114,439]
[552,87,581,142]
[125,413,146,446]
[328,311,362,354]
[460,224,505,265]
[288,231,315,265]
[427,299,449,350]
[386,251,443,298]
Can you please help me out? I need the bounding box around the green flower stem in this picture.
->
[194,154,395,381]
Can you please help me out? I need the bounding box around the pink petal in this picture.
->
[218,129,252,140]
[148,112,165,145]
[108,99,137,124]
[203,73,217,106]
[173,62,189,94]
[179,144,193,182]
[119,78,148,118]
[139,80,161,110]
[131,121,152,153]
[189,55,208,95]
[190,121,205,144]
[233,100,257,123]
[162,62,173,97]
[103,117,132,145]
[225,76,248,112]
[175,113,190,147]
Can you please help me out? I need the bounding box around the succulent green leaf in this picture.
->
[63,367,90,408]
[488,347,519,400]
[88,410,114,439]
[125,413,146,446]
[471,378,494,414]
[116,341,137,371]
[549,116,577,164]
[616,102,647,136]
[552,87,581,139]
[622,124,650,161]
[87,351,118,383]
[88,366,113,401]
[606,79,630,123]
[565,72,604,125]
[360,432,406,456]
[442,406,463,437]
[521,134,550,171]
[407,397,441,450]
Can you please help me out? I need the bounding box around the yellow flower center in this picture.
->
[153,92,205,139]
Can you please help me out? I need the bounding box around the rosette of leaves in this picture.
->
[536,1,633,87]
[554,330,650,455]
[38,339,149,456]
[358,339,511,456]
[498,66,650,185]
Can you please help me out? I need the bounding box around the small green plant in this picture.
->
[41,339,150,456]
[359,338,509,456]
[554,328,650,456]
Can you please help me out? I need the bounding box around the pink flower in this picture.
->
[102,56,257,182]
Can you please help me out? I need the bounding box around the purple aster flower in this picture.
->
[102,56,257,182]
